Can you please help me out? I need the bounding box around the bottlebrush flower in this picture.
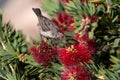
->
[61,66,92,80]
[29,40,57,67]
[117,18,120,22]
[52,12,75,33]
[94,2,101,7]
[75,33,97,54]
[82,14,98,23]
[58,44,92,67]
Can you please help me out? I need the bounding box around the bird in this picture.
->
[32,8,65,44]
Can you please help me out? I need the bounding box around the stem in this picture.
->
[9,64,15,74]
[0,38,6,50]
[107,5,111,13]
[0,75,7,80]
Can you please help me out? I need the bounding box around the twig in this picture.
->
[0,38,6,50]
[0,74,7,80]
[9,64,15,74]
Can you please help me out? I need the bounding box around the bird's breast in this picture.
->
[40,30,55,38]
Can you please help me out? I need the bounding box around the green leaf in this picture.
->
[6,43,17,55]
[112,15,119,23]
[72,22,80,27]
[51,63,63,71]
[25,54,39,66]
[42,0,63,17]
[110,56,119,64]
[113,38,120,47]
[106,0,112,5]
[89,0,104,3]
[96,4,106,14]
[6,73,21,80]
[0,13,3,38]
[88,31,94,39]
[64,31,74,37]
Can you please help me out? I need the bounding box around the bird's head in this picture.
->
[32,8,42,16]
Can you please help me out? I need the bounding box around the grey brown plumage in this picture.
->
[32,8,64,42]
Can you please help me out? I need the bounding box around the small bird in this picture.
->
[32,8,65,43]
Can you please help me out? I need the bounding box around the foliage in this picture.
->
[0,13,63,80]
[42,0,64,17]
[41,0,120,79]
[0,0,120,80]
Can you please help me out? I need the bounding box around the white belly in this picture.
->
[40,30,55,38]
[38,25,63,38]
[38,26,54,38]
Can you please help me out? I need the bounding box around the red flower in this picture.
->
[117,18,120,22]
[52,13,75,33]
[82,14,98,23]
[58,44,92,67]
[61,66,91,80]
[94,2,101,7]
[75,33,97,54]
[29,40,57,67]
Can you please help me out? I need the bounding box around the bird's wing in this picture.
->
[32,8,51,31]
[38,17,50,31]
[41,16,59,32]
